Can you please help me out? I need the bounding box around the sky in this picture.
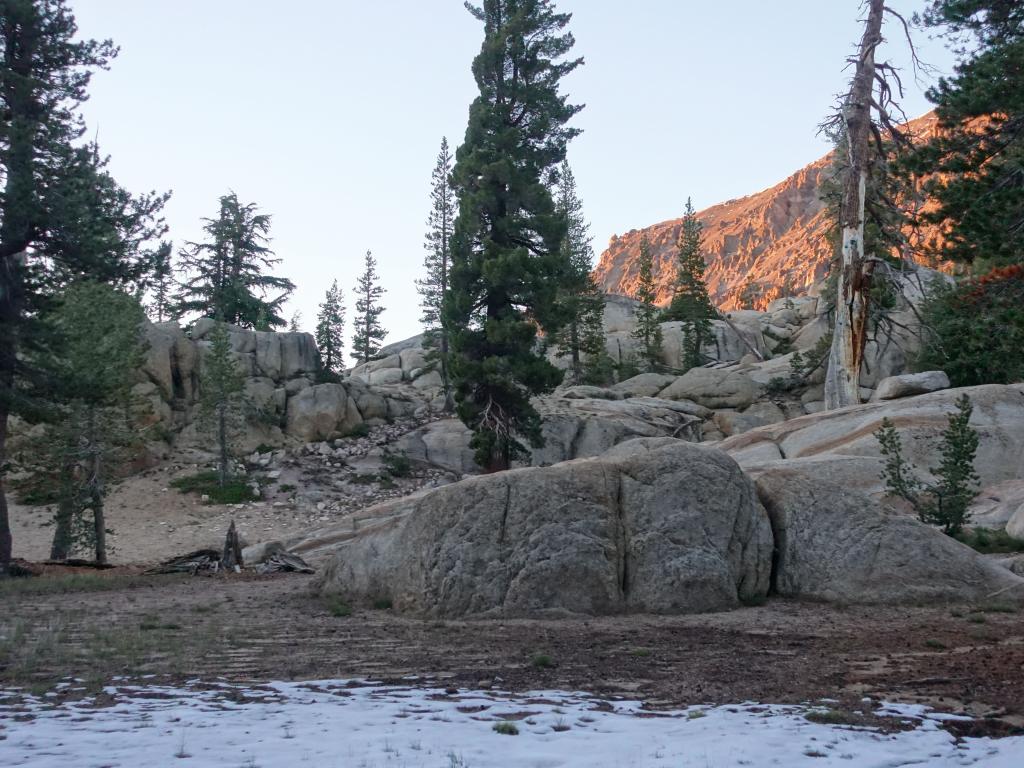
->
[68,1,956,345]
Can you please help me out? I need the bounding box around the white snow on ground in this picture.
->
[1,680,1021,767]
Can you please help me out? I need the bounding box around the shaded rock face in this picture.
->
[139,320,430,451]
[721,384,1024,499]
[316,440,773,618]
[756,470,1024,604]
[593,113,943,311]
[393,396,706,475]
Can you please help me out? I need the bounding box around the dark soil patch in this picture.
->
[2,569,1023,735]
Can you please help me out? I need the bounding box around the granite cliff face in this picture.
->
[593,114,940,310]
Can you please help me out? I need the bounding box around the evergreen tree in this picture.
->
[631,235,663,371]
[447,0,582,471]
[199,320,246,487]
[316,280,346,376]
[149,241,173,322]
[416,137,455,406]
[550,162,609,384]
[1,0,167,574]
[30,283,147,563]
[175,193,295,329]
[662,198,715,370]
[351,250,386,364]
[288,310,302,333]
[875,394,980,536]
[899,1,1024,268]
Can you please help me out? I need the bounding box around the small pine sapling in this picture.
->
[874,394,980,536]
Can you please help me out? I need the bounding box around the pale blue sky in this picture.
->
[69,1,954,344]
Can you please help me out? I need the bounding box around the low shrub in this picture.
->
[170,471,258,505]
[342,423,371,439]
[323,596,352,617]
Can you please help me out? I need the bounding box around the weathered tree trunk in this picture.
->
[220,520,243,571]
[824,0,884,410]
[88,413,107,565]
[50,491,75,561]
[0,398,11,574]
[569,319,581,384]
[217,404,229,487]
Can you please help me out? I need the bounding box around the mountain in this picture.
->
[592,113,940,310]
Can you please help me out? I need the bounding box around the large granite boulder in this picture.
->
[612,373,676,398]
[394,419,478,475]
[872,371,950,401]
[658,368,761,409]
[316,439,773,617]
[756,470,1024,604]
[284,383,362,441]
[1007,505,1024,540]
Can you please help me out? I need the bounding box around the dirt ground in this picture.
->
[8,460,384,564]
[2,570,1022,737]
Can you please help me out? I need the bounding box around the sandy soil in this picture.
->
[8,452,435,564]
[2,571,1022,737]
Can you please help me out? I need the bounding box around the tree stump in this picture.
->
[220,520,243,572]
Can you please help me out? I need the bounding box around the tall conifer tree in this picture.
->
[663,198,715,370]
[351,250,386,364]
[175,193,295,329]
[316,280,346,376]
[199,320,246,488]
[631,235,664,371]
[1,0,167,573]
[899,1,1024,268]
[149,241,173,322]
[551,161,607,384]
[416,137,455,405]
[447,0,583,471]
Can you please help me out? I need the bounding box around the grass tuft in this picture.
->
[492,721,519,736]
[322,596,352,617]
[957,528,1024,554]
[170,471,257,504]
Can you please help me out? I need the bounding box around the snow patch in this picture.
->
[0,680,1020,767]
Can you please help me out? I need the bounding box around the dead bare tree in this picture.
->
[824,0,917,409]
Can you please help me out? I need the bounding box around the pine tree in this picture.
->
[416,137,455,406]
[0,0,167,574]
[315,280,346,377]
[31,282,147,563]
[631,235,664,372]
[351,250,386,364]
[175,193,295,329]
[149,241,173,322]
[899,1,1024,268]
[550,162,608,384]
[288,310,302,333]
[200,320,246,488]
[662,198,715,371]
[875,394,980,536]
[447,0,582,471]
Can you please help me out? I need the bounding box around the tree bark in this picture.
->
[0,398,11,574]
[824,0,884,410]
[88,411,107,565]
[217,404,228,487]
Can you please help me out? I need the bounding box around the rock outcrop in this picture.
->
[593,113,943,311]
[721,384,1024,499]
[756,470,1024,604]
[316,439,773,617]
